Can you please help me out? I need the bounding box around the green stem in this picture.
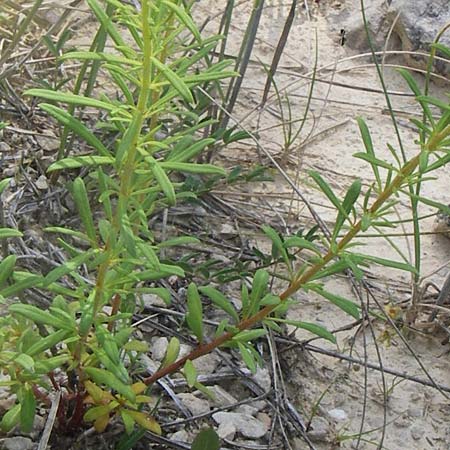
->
[92,0,152,314]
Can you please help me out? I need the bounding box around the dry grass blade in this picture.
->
[260,0,298,107]
[37,391,61,450]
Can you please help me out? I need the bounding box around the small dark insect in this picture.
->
[339,29,346,46]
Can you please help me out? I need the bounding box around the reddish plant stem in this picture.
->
[66,391,86,430]
[143,153,422,386]
[32,384,52,407]
[108,293,121,332]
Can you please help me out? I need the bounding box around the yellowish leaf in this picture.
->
[94,413,110,433]
[84,380,113,404]
[131,382,147,395]
[126,410,161,435]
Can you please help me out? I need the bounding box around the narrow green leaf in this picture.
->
[333,179,361,241]
[349,252,418,274]
[26,329,70,356]
[40,104,111,156]
[283,237,321,255]
[96,326,120,365]
[0,403,20,432]
[138,243,161,270]
[72,178,97,244]
[0,228,22,239]
[9,304,70,329]
[25,88,114,111]
[35,355,69,373]
[20,388,36,433]
[352,152,397,171]
[84,367,135,403]
[151,57,194,103]
[159,161,226,176]
[0,272,43,298]
[199,286,239,323]
[241,283,249,316]
[397,68,434,125]
[417,95,450,112]
[148,156,176,206]
[120,409,136,435]
[44,227,90,242]
[168,138,215,162]
[183,359,197,388]
[186,283,203,342]
[183,71,237,84]
[274,319,336,343]
[356,117,382,188]
[223,130,251,144]
[162,337,180,368]
[0,178,12,194]
[59,51,139,66]
[44,251,94,286]
[157,236,200,248]
[312,287,360,319]
[233,328,267,342]
[161,1,202,42]
[309,171,347,218]
[259,294,281,306]
[115,112,143,167]
[248,269,269,316]
[237,342,257,374]
[14,354,35,371]
[262,225,290,268]
[48,155,114,171]
[84,405,111,422]
[0,255,16,286]
[94,349,129,384]
[85,0,130,56]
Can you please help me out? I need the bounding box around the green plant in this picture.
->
[0,0,237,436]
[0,0,449,447]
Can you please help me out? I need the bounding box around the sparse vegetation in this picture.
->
[0,1,449,449]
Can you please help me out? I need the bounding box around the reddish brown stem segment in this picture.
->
[143,153,422,386]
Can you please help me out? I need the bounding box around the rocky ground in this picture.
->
[1,1,450,449]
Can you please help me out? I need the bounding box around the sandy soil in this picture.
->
[2,2,449,449]
[194,1,450,449]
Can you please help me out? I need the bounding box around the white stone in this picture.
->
[307,416,330,442]
[35,175,48,190]
[212,412,268,439]
[237,404,258,416]
[170,429,190,443]
[0,437,33,450]
[178,393,210,416]
[193,353,220,375]
[142,293,167,308]
[252,366,271,387]
[217,421,236,440]
[328,408,348,422]
[151,337,168,361]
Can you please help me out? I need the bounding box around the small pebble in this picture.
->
[0,437,33,450]
[151,337,168,362]
[178,393,210,416]
[170,429,190,443]
[213,412,268,439]
[307,416,330,442]
[217,421,236,440]
[328,408,348,422]
[35,175,48,190]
